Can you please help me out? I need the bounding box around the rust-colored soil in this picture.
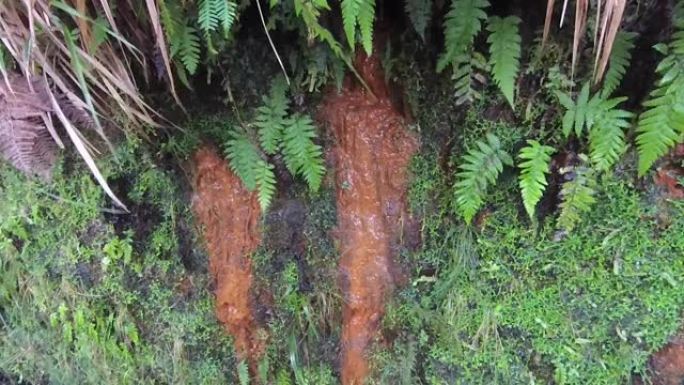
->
[322,53,419,385]
[648,336,684,385]
[191,146,266,369]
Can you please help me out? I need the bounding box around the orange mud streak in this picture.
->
[649,336,684,385]
[322,54,418,385]
[191,146,265,370]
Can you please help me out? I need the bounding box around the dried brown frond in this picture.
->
[0,74,58,180]
[543,0,626,82]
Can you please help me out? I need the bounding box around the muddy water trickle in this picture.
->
[191,146,266,370]
[322,53,419,385]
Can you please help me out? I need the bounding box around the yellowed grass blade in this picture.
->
[47,83,127,210]
[144,0,183,107]
[543,0,556,48]
[571,0,588,78]
[594,0,626,83]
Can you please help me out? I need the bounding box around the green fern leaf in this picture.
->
[636,21,684,175]
[454,134,513,224]
[589,98,632,171]
[437,0,489,73]
[518,140,555,220]
[225,131,262,191]
[237,360,250,385]
[451,51,488,105]
[341,0,362,50]
[358,0,376,54]
[556,82,594,138]
[255,77,290,154]
[557,156,596,233]
[254,159,277,211]
[170,24,201,75]
[282,114,326,192]
[601,31,636,97]
[405,0,432,40]
[487,15,521,108]
[198,0,219,34]
[215,0,237,35]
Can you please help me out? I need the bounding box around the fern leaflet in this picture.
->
[557,156,596,232]
[225,131,262,191]
[589,100,632,171]
[254,159,277,211]
[341,0,376,54]
[487,16,521,109]
[451,51,488,105]
[437,0,489,73]
[601,31,636,97]
[215,0,237,35]
[518,140,555,220]
[358,0,376,55]
[454,134,513,224]
[255,77,289,154]
[636,18,684,175]
[282,114,326,192]
[169,23,201,75]
[405,0,432,40]
[198,0,219,34]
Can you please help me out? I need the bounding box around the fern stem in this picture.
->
[255,0,290,86]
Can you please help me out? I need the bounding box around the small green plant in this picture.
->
[636,5,684,175]
[486,16,521,108]
[518,140,555,220]
[224,77,325,210]
[453,133,513,224]
[557,155,597,232]
[438,0,521,108]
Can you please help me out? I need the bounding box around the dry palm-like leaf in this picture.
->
[0,74,59,180]
[0,0,170,208]
[543,0,626,82]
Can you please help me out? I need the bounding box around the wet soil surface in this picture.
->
[654,144,684,200]
[644,334,684,385]
[322,53,419,385]
[191,146,266,370]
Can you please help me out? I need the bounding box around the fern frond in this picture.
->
[225,131,262,191]
[454,134,513,224]
[282,114,326,192]
[636,22,684,175]
[437,0,489,73]
[255,77,289,154]
[557,157,596,233]
[198,0,219,34]
[518,140,555,220]
[601,31,636,97]
[358,0,376,55]
[215,0,238,35]
[451,51,488,105]
[589,101,632,171]
[487,15,521,108]
[254,159,277,211]
[169,23,201,75]
[556,82,591,137]
[405,0,432,40]
[341,0,375,53]
[341,0,362,50]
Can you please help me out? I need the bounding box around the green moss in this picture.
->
[378,176,684,385]
[0,140,236,384]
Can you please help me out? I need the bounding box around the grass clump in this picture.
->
[375,172,684,384]
[0,139,237,384]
